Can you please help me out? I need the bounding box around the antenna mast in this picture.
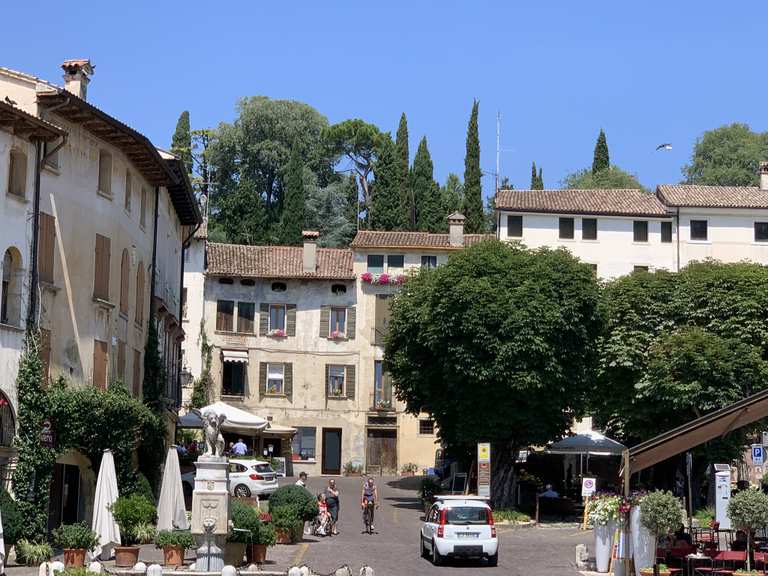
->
[496,111,501,192]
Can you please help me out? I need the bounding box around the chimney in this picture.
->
[760,161,768,191]
[302,231,320,273]
[447,212,466,247]
[61,59,94,100]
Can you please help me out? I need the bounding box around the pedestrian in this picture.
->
[325,478,340,535]
[232,438,248,456]
[295,471,308,487]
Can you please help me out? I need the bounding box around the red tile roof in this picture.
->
[350,230,494,249]
[207,243,354,280]
[495,188,670,217]
[657,185,768,209]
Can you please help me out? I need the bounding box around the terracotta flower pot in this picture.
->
[114,546,140,567]
[63,548,87,567]
[275,528,292,545]
[163,545,184,567]
[247,544,268,564]
[224,542,246,567]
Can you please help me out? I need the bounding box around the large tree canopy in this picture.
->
[684,123,768,186]
[385,241,602,506]
[562,165,644,190]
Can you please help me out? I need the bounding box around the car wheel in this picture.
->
[234,484,251,498]
[487,552,498,567]
[432,540,443,566]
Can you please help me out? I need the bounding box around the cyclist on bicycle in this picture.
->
[361,476,379,531]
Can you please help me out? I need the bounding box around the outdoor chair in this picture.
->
[712,550,746,575]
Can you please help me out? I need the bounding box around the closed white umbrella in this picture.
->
[92,449,121,560]
[0,506,5,574]
[157,447,189,531]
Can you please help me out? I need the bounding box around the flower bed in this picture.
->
[361,272,406,285]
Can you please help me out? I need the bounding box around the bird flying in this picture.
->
[656,143,673,151]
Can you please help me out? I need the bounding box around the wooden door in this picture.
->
[366,429,397,474]
[321,428,342,475]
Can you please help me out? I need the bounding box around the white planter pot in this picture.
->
[630,507,655,576]
[595,520,618,573]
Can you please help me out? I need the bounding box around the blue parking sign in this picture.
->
[752,445,764,465]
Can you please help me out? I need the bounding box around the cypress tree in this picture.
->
[371,136,403,230]
[279,147,305,245]
[530,162,538,189]
[170,111,192,175]
[412,137,442,232]
[395,113,413,229]
[463,100,484,233]
[592,129,610,174]
[537,167,544,189]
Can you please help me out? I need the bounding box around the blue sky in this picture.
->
[3,1,766,197]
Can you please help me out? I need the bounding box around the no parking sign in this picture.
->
[581,477,596,497]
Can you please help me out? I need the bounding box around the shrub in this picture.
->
[268,485,318,521]
[0,489,23,545]
[589,494,621,527]
[52,522,99,551]
[228,499,261,543]
[255,523,276,546]
[133,522,156,545]
[728,489,768,571]
[154,530,196,550]
[493,509,531,523]
[109,494,157,546]
[130,473,156,504]
[343,461,362,474]
[16,539,54,566]
[640,490,684,571]
[270,505,303,542]
[693,507,715,525]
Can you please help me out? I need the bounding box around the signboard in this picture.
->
[41,419,54,448]
[477,442,491,498]
[763,431,768,447]
[753,444,764,466]
[581,477,597,497]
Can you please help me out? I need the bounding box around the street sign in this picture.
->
[477,442,491,498]
[763,431,768,447]
[581,477,596,497]
[40,419,54,448]
[753,445,764,466]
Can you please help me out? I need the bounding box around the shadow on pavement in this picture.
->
[385,476,424,490]
[385,496,424,510]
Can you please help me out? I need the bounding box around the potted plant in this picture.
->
[639,490,683,576]
[639,563,672,576]
[15,539,54,566]
[343,461,362,476]
[401,462,418,477]
[227,500,260,566]
[109,494,157,566]
[728,488,768,572]
[627,492,655,576]
[270,505,303,544]
[247,523,276,564]
[588,494,621,573]
[52,522,99,567]
[154,530,195,567]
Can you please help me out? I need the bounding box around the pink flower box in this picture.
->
[378,273,390,284]
[330,330,345,340]
[361,272,373,283]
[268,328,286,337]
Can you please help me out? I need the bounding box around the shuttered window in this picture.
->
[269,304,286,332]
[39,212,56,284]
[140,187,147,228]
[119,249,130,315]
[117,340,126,383]
[237,302,255,333]
[259,362,293,400]
[216,300,234,332]
[133,349,142,398]
[8,149,27,198]
[93,339,108,390]
[326,364,355,400]
[286,304,296,336]
[93,234,111,300]
[98,150,112,196]
[124,171,132,212]
[135,263,145,326]
[330,308,346,337]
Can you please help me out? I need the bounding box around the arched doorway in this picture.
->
[1,247,24,327]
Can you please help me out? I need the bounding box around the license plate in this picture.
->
[457,532,479,539]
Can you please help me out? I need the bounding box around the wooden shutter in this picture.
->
[39,213,56,284]
[259,303,269,336]
[284,363,293,401]
[135,264,145,325]
[133,349,142,397]
[40,328,51,384]
[119,249,130,315]
[319,305,330,338]
[93,339,108,390]
[117,340,126,382]
[325,365,331,399]
[259,362,267,398]
[345,365,356,400]
[94,234,111,300]
[286,304,297,336]
[216,301,234,332]
[347,306,356,340]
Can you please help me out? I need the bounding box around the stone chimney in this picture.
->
[302,231,320,273]
[61,59,94,100]
[447,212,466,247]
[760,161,768,191]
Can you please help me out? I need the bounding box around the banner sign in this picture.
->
[477,442,491,498]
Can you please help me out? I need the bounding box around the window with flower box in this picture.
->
[259,362,293,400]
[325,364,355,399]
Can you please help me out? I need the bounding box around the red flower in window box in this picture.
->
[329,330,345,340]
[268,328,286,337]
[361,272,373,283]
[378,273,390,285]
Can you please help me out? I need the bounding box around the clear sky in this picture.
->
[2,1,766,197]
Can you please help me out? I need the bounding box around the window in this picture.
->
[132,349,142,397]
[93,234,111,301]
[269,304,286,332]
[181,287,188,319]
[43,141,59,170]
[271,282,287,292]
[330,307,347,337]
[98,150,112,196]
[559,217,575,239]
[755,222,768,242]
[419,419,435,435]
[238,301,255,333]
[292,427,316,460]
[240,278,255,287]
[223,362,246,396]
[633,221,648,242]
[140,187,147,228]
[124,171,132,212]
[93,339,108,390]
[135,263,145,326]
[582,218,597,240]
[39,212,56,284]
[119,249,130,315]
[218,277,234,285]
[216,300,234,332]
[421,255,437,269]
[388,254,404,270]
[633,265,649,273]
[367,255,384,273]
[1,248,22,326]
[266,363,284,395]
[374,360,392,409]
[507,215,523,238]
[8,149,27,198]
[690,219,708,241]
[327,365,346,397]
[661,221,673,243]
[332,284,347,295]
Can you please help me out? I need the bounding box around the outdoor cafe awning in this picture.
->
[222,350,249,363]
[548,430,626,457]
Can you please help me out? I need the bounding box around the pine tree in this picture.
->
[530,162,538,189]
[143,319,166,415]
[592,129,610,174]
[395,113,413,229]
[171,111,192,175]
[463,100,484,233]
[279,147,305,245]
[371,135,403,230]
[412,137,442,232]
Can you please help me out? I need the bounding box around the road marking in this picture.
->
[292,542,309,565]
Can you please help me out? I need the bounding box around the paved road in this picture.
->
[277,475,590,576]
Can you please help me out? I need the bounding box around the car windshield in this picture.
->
[444,506,489,525]
[253,464,273,473]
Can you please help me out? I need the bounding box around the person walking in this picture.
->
[325,479,340,535]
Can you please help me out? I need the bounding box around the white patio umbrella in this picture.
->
[157,447,189,531]
[91,449,121,560]
[0,506,5,575]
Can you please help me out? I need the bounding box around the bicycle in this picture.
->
[362,498,375,534]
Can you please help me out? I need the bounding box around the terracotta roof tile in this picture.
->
[495,188,669,217]
[207,243,354,280]
[657,184,768,209]
[350,231,494,249]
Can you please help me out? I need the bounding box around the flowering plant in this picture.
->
[268,328,286,337]
[361,272,407,285]
[329,330,345,339]
[588,493,622,527]
[361,272,373,283]
[378,273,390,284]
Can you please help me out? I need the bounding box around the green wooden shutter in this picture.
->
[284,363,293,401]
[346,365,356,400]
[319,305,330,338]
[325,364,330,399]
[347,306,356,340]
[286,304,297,336]
[259,303,269,336]
[259,362,267,398]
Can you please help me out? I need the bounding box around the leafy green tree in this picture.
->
[279,147,305,245]
[305,176,357,247]
[728,489,768,571]
[684,123,768,186]
[463,100,484,233]
[412,137,442,232]
[190,322,213,409]
[385,241,602,507]
[171,111,192,176]
[440,174,464,225]
[592,129,610,174]
[396,113,413,229]
[500,176,513,189]
[562,166,644,189]
[530,162,544,189]
[371,135,404,230]
[143,319,166,415]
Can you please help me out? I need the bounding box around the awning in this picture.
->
[548,430,625,457]
[263,423,297,436]
[177,411,203,429]
[222,350,249,364]
[196,401,268,433]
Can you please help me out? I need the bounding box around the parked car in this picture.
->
[181,459,279,500]
[420,496,498,567]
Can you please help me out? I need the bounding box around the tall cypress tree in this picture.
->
[371,135,403,230]
[592,129,610,174]
[395,113,413,229]
[530,162,538,189]
[171,111,192,175]
[463,100,484,233]
[279,147,305,245]
[537,167,544,189]
[412,137,442,232]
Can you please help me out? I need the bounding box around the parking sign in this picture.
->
[753,445,764,465]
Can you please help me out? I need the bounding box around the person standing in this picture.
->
[325,479,340,535]
[295,471,308,487]
[232,438,248,456]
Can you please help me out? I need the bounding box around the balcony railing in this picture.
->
[370,391,394,412]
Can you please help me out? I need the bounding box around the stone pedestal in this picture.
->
[191,456,230,572]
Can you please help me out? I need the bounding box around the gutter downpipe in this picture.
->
[27,141,43,328]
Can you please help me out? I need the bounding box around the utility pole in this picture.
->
[496,111,501,194]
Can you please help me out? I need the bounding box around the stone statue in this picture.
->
[202,410,226,458]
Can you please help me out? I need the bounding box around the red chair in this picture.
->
[712,550,746,575]
[753,551,767,570]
